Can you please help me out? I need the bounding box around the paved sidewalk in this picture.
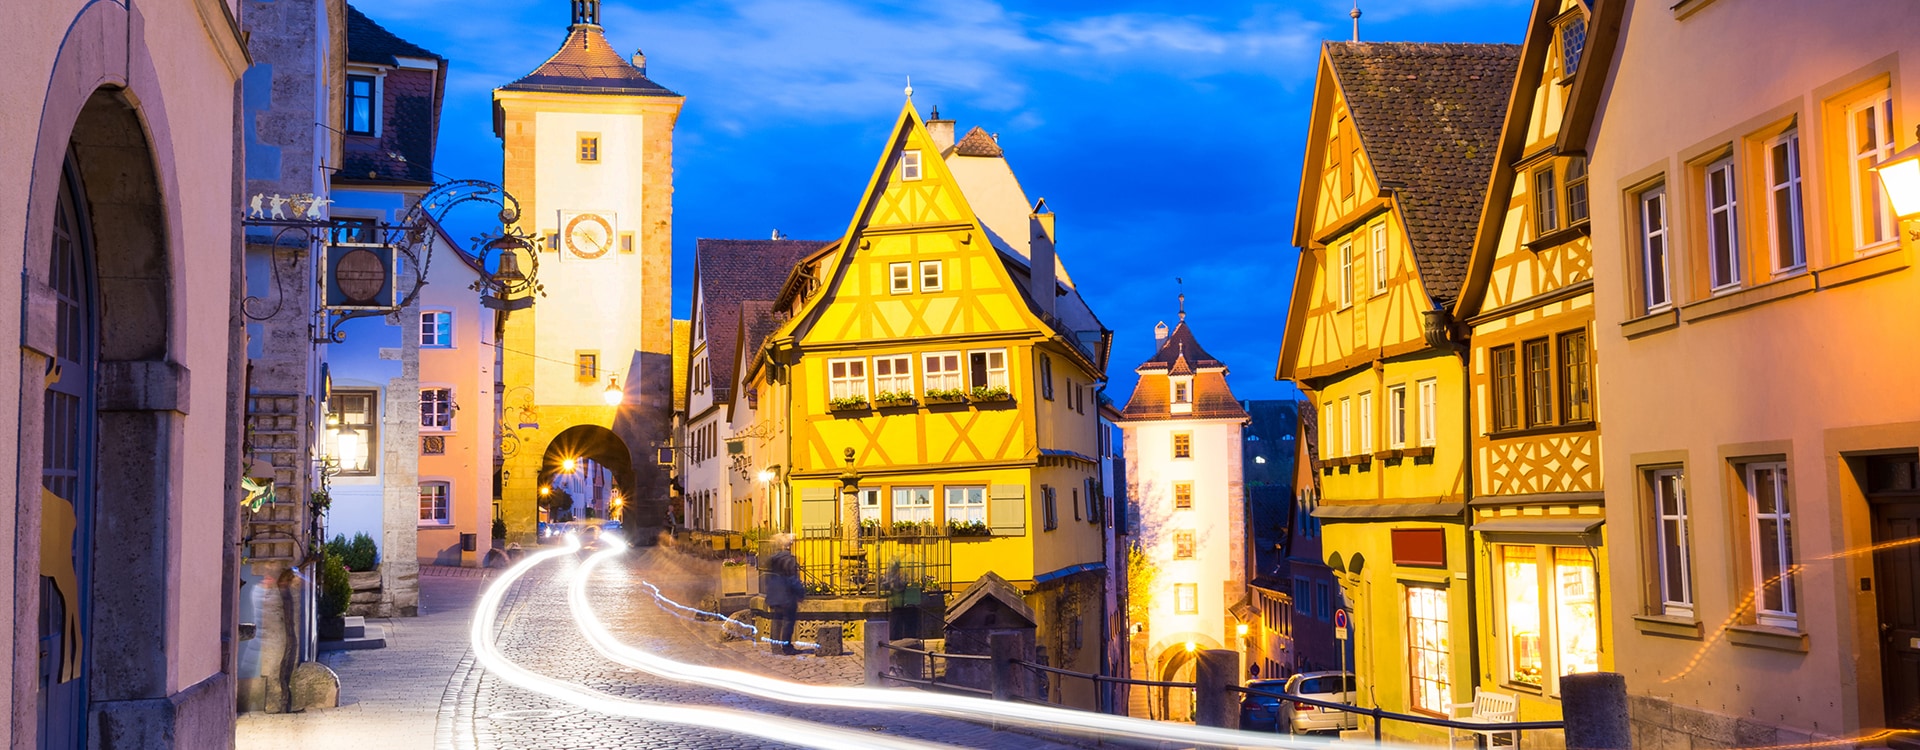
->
[237,571,492,750]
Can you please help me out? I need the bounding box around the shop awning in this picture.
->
[1313,502,1466,520]
[1472,517,1603,535]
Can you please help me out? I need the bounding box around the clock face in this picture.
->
[565,212,614,259]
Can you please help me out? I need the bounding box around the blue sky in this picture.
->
[369,0,1528,403]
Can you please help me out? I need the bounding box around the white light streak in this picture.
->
[569,540,1370,750]
[470,536,961,750]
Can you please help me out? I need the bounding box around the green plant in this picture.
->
[309,488,332,518]
[890,520,931,536]
[326,533,380,572]
[923,387,968,402]
[947,519,990,537]
[873,390,914,406]
[491,517,507,540]
[318,547,351,620]
[970,385,1011,401]
[829,395,870,411]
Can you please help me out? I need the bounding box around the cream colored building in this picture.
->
[2,0,248,745]
[1573,0,1920,744]
[494,0,682,540]
[1118,316,1249,721]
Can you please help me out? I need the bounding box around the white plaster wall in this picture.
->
[418,226,494,564]
[531,110,650,406]
[1124,417,1246,658]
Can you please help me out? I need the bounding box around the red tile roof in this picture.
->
[953,126,1004,157]
[1120,321,1248,422]
[695,239,828,404]
[499,25,677,97]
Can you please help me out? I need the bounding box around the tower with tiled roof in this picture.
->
[1117,304,1249,716]
[493,0,685,542]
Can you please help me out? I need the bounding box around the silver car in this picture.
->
[1283,671,1359,733]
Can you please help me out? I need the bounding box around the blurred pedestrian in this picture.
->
[764,533,804,654]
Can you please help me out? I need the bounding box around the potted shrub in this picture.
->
[923,387,968,405]
[859,518,881,537]
[317,546,351,640]
[970,385,1012,403]
[828,395,870,412]
[873,390,915,408]
[890,520,928,537]
[947,519,990,538]
[491,517,508,548]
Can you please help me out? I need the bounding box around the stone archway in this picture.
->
[538,425,637,533]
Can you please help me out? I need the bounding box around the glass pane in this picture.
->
[1753,467,1778,514]
[1661,517,1687,601]
[1554,548,1600,675]
[1503,547,1543,686]
[1759,518,1785,611]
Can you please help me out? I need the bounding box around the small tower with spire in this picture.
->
[1351,0,1363,42]
[572,0,602,27]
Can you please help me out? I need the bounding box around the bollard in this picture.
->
[815,624,843,657]
[863,619,890,686]
[989,632,1022,702]
[1561,672,1631,750]
[1194,648,1239,729]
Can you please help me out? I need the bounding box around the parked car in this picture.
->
[1239,678,1292,732]
[1282,671,1359,734]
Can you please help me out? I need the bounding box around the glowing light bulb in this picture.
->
[1184,641,1196,653]
[603,377,623,406]
[1236,623,1249,637]
[562,457,577,473]
[540,485,552,497]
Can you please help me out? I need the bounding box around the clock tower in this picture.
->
[493,0,682,542]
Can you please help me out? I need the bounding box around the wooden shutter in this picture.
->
[989,484,1026,536]
[800,487,838,538]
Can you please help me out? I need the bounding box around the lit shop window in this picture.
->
[1500,545,1601,689]
[1406,585,1451,715]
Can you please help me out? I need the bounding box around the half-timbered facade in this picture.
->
[1276,41,1517,736]
[748,102,1113,707]
[1450,0,1608,732]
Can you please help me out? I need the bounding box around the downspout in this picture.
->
[1423,306,1478,693]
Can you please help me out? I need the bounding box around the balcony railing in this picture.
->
[789,527,951,599]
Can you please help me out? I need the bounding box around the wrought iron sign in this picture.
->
[240,179,544,343]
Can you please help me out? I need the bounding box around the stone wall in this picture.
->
[1630,694,1832,749]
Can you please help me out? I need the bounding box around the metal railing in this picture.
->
[790,529,951,599]
[875,640,993,696]
[1014,659,1195,716]
[1229,684,1564,745]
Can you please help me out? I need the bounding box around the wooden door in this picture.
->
[1867,453,1920,741]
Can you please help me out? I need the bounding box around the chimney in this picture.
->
[927,106,956,153]
[632,50,647,75]
[1028,199,1056,318]
[1155,321,1169,346]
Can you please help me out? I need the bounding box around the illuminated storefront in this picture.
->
[1497,545,1601,692]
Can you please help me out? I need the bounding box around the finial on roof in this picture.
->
[1177,277,1186,322]
[1351,0,1362,42]
[572,0,602,27]
[905,76,914,99]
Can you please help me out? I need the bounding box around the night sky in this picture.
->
[368,0,1528,403]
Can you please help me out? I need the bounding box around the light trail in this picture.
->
[632,578,817,651]
[570,539,1361,750]
[469,536,963,750]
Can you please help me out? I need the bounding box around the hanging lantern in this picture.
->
[603,375,623,406]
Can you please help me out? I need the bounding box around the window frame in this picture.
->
[1387,385,1408,449]
[420,387,453,432]
[1406,584,1453,716]
[1042,485,1058,531]
[873,354,913,398]
[1523,337,1554,429]
[889,262,913,295]
[1418,379,1438,448]
[1173,481,1193,510]
[1173,432,1193,460]
[1764,130,1807,274]
[1743,460,1798,629]
[944,485,986,525]
[1535,166,1560,236]
[1843,89,1898,253]
[1566,156,1590,224]
[1338,240,1355,309]
[345,73,378,137]
[577,133,601,164]
[1638,184,1674,313]
[576,351,600,381]
[891,486,934,526]
[1040,354,1055,400]
[420,310,453,348]
[1492,345,1519,433]
[1648,467,1693,617]
[1370,222,1389,295]
[1704,155,1742,292]
[419,481,451,525]
[1558,329,1593,424]
[1358,391,1374,455]
[1174,583,1199,615]
[967,349,1008,391]
[827,357,870,402]
[1172,530,1196,560]
[919,260,944,292]
[923,351,963,393]
[901,150,924,182]
[327,389,378,476]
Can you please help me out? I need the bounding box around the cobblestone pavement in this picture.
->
[467,545,1102,749]
[244,548,1112,750]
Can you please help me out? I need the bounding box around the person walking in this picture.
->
[763,533,805,654]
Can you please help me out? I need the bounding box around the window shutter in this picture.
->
[800,487,838,538]
[990,484,1026,536]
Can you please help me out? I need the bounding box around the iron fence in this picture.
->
[789,528,952,599]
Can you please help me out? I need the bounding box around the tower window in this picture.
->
[901,150,923,181]
[578,134,601,163]
[576,352,600,381]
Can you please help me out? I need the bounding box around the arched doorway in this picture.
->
[25,87,176,750]
[538,425,637,538]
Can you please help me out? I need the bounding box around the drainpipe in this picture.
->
[1422,306,1479,693]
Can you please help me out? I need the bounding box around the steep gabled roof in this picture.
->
[1120,321,1248,422]
[1325,41,1520,306]
[694,239,827,404]
[953,126,1004,157]
[499,24,677,97]
[346,4,440,66]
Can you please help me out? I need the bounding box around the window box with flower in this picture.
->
[873,390,916,408]
[828,395,870,412]
[970,385,1012,403]
[947,519,990,538]
[923,387,969,404]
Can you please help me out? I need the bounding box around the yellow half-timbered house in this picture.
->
[1451,0,1610,732]
[745,102,1113,707]
[1277,41,1517,738]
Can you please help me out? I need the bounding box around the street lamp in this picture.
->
[603,375,623,406]
[1874,125,1920,226]
[561,457,577,473]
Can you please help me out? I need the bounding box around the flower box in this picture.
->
[969,386,1012,403]
[873,391,917,409]
[828,396,870,412]
[947,520,991,538]
[923,388,969,405]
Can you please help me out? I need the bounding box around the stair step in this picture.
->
[318,624,386,651]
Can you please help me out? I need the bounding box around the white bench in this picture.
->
[1449,689,1519,748]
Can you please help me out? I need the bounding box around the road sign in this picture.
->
[1334,609,1349,640]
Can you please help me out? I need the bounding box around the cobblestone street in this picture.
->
[240,547,1104,750]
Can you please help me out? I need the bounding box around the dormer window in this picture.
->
[345,74,378,136]
[1170,376,1193,414]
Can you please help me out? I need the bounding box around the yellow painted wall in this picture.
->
[1322,519,1471,743]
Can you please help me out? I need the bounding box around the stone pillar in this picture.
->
[990,631,1022,702]
[1562,672,1631,750]
[1193,648,1238,729]
[863,619,890,686]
